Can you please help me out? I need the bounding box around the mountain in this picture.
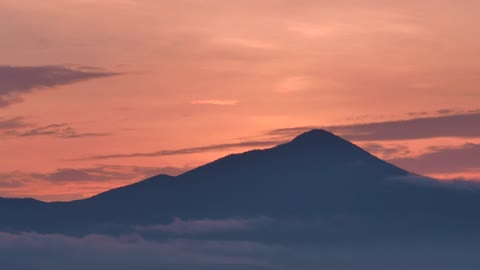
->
[1,129,480,241]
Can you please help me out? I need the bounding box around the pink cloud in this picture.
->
[191,99,239,105]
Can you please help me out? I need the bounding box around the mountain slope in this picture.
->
[1,129,480,239]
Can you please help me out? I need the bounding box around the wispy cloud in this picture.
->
[274,76,310,93]
[390,143,480,175]
[268,112,480,141]
[0,165,189,201]
[16,123,110,138]
[75,139,284,161]
[362,143,411,159]
[0,117,110,139]
[0,165,187,186]
[191,99,239,105]
[0,117,29,130]
[0,65,119,107]
[137,217,272,235]
[212,37,275,50]
[75,111,480,162]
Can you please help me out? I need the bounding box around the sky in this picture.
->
[0,0,479,201]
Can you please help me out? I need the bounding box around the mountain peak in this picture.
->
[288,129,345,145]
[277,129,379,164]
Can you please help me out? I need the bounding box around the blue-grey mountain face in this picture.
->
[1,129,480,242]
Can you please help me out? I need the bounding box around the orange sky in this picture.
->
[0,0,479,201]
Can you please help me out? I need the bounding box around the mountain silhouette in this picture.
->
[1,129,480,241]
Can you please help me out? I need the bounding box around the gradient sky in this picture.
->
[1,0,479,201]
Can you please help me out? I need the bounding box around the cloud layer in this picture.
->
[0,117,109,139]
[16,123,110,138]
[269,112,480,141]
[0,117,29,130]
[0,232,276,270]
[1,218,480,270]
[191,99,239,105]
[391,143,480,175]
[0,165,188,201]
[79,139,284,160]
[0,65,118,107]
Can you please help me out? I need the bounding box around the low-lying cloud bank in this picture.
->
[1,229,480,270]
[0,232,276,270]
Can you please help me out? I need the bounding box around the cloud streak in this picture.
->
[73,111,480,162]
[0,165,187,187]
[0,117,29,130]
[0,118,110,139]
[191,99,239,105]
[137,217,272,235]
[0,165,189,201]
[76,139,284,160]
[390,143,480,175]
[0,65,118,107]
[16,123,110,138]
[362,143,411,159]
[269,112,480,141]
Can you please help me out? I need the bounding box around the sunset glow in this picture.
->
[1,0,479,201]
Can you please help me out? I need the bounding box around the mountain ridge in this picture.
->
[1,129,480,240]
